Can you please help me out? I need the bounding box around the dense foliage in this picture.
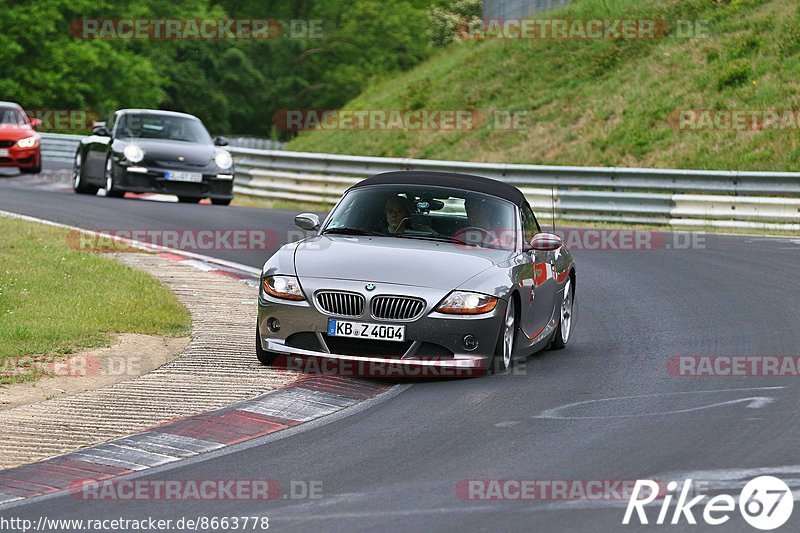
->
[0,0,446,136]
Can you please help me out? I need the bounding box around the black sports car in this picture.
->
[72,109,234,205]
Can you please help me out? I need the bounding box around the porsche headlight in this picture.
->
[214,150,232,169]
[262,275,305,301]
[123,144,144,163]
[16,136,39,148]
[436,291,498,315]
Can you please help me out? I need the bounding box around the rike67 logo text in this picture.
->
[623,477,793,530]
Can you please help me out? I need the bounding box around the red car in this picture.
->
[0,101,42,174]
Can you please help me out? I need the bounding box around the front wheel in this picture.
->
[549,277,574,350]
[211,198,232,206]
[489,298,516,375]
[73,152,98,195]
[104,157,124,198]
[178,196,201,204]
[255,326,278,366]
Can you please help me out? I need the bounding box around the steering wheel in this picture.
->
[454,226,498,246]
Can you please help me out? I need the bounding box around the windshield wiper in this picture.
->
[322,227,383,236]
[393,233,452,243]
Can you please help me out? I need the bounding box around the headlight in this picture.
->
[436,291,498,315]
[262,275,305,301]
[16,136,39,148]
[214,150,232,169]
[123,144,144,163]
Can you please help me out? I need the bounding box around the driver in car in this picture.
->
[461,196,503,247]
[385,196,434,235]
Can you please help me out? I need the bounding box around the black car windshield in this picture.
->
[115,113,213,143]
[0,106,26,125]
[323,185,517,251]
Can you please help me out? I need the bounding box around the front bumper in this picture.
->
[257,278,506,378]
[0,144,40,168]
[113,162,234,199]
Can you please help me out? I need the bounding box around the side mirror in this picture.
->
[530,233,563,252]
[29,118,42,129]
[294,213,320,231]
[91,126,111,137]
[213,136,229,146]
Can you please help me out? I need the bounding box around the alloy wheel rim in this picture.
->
[105,158,112,192]
[73,154,81,188]
[503,300,514,368]
[561,279,573,344]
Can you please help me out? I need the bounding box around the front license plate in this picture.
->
[327,319,405,342]
[0,149,8,157]
[164,171,202,183]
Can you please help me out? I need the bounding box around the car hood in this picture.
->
[294,235,515,289]
[121,138,215,165]
[0,124,37,140]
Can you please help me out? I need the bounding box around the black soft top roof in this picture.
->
[351,171,527,206]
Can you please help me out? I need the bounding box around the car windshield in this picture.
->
[0,106,27,125]
[322,185,517,251]
[115,113,212,143]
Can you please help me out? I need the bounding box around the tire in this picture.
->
[211,198,232,206]
[255,325,278,366]
[549,276,574,350]
[178,196,201,203]
[488,298,516,375]
[104,156,124,198]
[72,152,98,195]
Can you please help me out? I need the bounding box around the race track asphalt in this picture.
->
[1,173,799,532]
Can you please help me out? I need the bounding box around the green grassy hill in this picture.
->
[288,0,800,171]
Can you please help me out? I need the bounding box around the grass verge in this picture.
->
[288,0,800,172]
[0,216,191,384]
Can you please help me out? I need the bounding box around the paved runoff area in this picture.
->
[0,250,392,507]
[0,252,297,471]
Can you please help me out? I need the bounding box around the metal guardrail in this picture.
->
[40,132,82,163]
[226,137,286,151]
[39,133,800,230]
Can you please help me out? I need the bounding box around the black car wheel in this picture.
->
[211,198,232,206]
[178,196,201,203]
[104,156,124,198]
[255,325,278,366]
[73,152,98,195]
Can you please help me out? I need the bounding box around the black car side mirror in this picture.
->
[213,136,229,146]
[91,126,111,137]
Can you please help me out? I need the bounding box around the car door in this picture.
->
[84,116,115,181]
[518,204,558,341]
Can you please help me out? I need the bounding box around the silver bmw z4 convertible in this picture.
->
[257,171,576,377]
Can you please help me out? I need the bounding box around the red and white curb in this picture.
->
[0,210,396,507]
[0,375,390,505]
